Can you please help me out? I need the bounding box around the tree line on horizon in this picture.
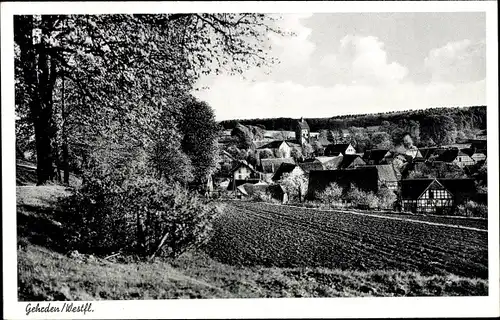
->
[219,106,486,148]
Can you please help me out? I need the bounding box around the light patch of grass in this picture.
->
[18,244,233,301]
[17,186,72,209]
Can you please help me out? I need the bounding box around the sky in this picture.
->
[192,13,486,121]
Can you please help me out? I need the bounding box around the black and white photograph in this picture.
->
[2,1,499,319]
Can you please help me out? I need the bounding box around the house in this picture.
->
[236,181,270,199]
[295,117,310,144]
[272,163,305,181]
[323,154,366,170]
[435,148,475,168]
[363,149,391,165]
[227,161,263,191]
[257,140,293,158]
[400,178,476,214]
[324,143,356,156]
[267,184,289,203]
[471,152,487,163]
[259,157,295,176]
[306,167,380,200]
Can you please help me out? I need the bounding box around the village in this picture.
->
[211,117,487,216]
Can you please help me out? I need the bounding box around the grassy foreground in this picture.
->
[18,243,488,300]
[16,171,488,299]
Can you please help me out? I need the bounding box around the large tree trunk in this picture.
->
[15,15,59,185]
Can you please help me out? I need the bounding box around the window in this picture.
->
[429,190,434,199]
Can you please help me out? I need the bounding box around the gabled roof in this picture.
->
[272,163,303,181]
[401,179,435,199]
[323,155,344,170]
[324,143,353,155]
[236,182,269,196]
[230,160,257,174]
[253,140,273,149]
[363,149,390,163]
[315,156,338,164]
[401,178,476,200]
[370,164,398,182]
[435,148,473,162]
[298,160,324,173]
[325,154,365,170]
[260,157,295,174]
[418,147,438,160]
[256,140,288,150]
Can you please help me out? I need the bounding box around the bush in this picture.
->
[377,188,397,210]
[456,201,487,218]
[61,175,221,259]
[344,185,378,210]
[319,182,343,207]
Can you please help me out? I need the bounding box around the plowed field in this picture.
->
[205,202,488,279]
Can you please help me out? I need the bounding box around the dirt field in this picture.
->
[206,201,488,279]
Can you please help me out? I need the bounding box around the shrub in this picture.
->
[344,185,378,210]
[456,201,487,218]
[61,175,221,259]
[377,188,397,210]
[319,183,343,207]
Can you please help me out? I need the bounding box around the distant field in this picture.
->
[206,202,488,279]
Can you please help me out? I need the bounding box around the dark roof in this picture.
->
[325,154,365,170]
[469,139,487,150]
[338,154,365,169]
[260,157,295,174]
[418,147,437,159]
[363,149,390,163]
[324,143,353,156]
[435,149,459,162]
[298,160,324,173]
[435,148,473,162]
[257,140,288,150]
[272,163,302,181]
[230,160,257,173]
[401,179,435,199]
[460,148,475,157]
[401,178,476,200]
[297,118,310,130]
[307,167,379,199]
[267,184,286,198]
[368,164,398,182]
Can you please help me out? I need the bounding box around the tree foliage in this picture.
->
[280,171,308,203]
[177,97,221,190]
[319,182,343,206]
[15,13,285,185]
